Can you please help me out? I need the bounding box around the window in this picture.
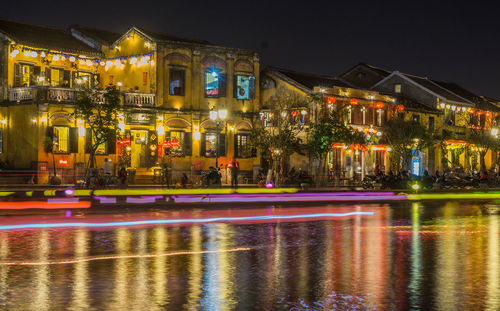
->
[92,133,107,154]
[204,133,217,157]
[169,69,185,95]
[74,72,93,88]
[291,109,309,124]
[394,84,402,93]
[204,71,226,97]
[14,63,41,87]
[48,68,63,87]
[234,75,255,99]
[428,116,435,133]
[53,126,69,153]
[235,134,251,158]
[168,131,185,157]
[445,110,455,126]
[260,112,272,127]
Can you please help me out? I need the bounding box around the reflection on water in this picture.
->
[0,202,499,310]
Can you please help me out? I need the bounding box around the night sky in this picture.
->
[4,1,500,98]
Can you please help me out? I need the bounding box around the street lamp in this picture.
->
[210,107,228,169]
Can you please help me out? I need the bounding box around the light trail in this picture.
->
[0,200,91,209]
[0,211,375,230]
[0,247,252,266]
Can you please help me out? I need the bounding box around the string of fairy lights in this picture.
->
[9,46,154,70]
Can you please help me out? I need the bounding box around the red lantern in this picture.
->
[170,138,179,147]
[163,141,172,148]
[375,101,384,109]
[397,105,404,112]
[350,99,358,105]
[327,96,336,104]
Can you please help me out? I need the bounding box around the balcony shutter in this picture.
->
[45,68,51,85]
[201,133,206,157]
[33,66,41,85]
[218,133,226,157]
[93,74,100,88]
[107,134,116,154]
[219,74,227,97]
[63,70,71,86]
[249,76,255,99]
[14,63,21,87]
[69,127,78,153]
[184,132,192,156]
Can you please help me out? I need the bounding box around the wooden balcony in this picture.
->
[7,87,156,108]
[123,92,156,107]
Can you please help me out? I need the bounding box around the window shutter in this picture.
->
[85,130,92,153]
[233,75,237,98]
[108,134,116,154]
[184,132,192,156]
[218,133,226,157]
[201,133,206,157]
[69,127,78,153]
[33,66,41,85]
[219,74,227,97]
[234,134,239,158]
[14,63,21,87]
[249,76,255,99]
[71,72,77,88]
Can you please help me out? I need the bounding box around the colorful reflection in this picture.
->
[0,202,498,309]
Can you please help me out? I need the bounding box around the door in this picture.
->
[130,130,148,168]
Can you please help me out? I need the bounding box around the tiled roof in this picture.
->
[136,27,211,45]
[431,80,500,113]
[0,19,100,56]
[70,25,122,46]
[396,95,442,114]
[266,66,353,92]
[402,73,472,104]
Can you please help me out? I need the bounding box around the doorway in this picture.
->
[131,130,148,168]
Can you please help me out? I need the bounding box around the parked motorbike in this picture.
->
[202,166,222,188]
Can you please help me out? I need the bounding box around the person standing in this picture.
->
[103,158,112,188]
[118,167,128,189]
[231,158,239,189]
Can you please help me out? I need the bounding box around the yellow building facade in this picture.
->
[0,20,260,184]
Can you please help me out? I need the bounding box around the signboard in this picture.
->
[412,157,420,176]
[126,113,155,125]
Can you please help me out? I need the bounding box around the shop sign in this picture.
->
[59,159,68,166]
[126,113,155,125]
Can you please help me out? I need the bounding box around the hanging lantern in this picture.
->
[375,101,384,109]
[350,99,358,105]
[327,96,336,104]
[397,105,404,112]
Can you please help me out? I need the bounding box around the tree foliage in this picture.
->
[382,118,432,172]
[468,129,500,171]
[248,87,309,184]
[73,86,121,169]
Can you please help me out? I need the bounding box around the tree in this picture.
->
[73,86,121,171]
[308,108,366,186]
[248,87,309,185]
[382,118,432,172]
[468,129,500,172]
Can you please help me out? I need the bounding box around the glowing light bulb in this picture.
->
[61,56,66,61]
[114,60,120,66]
[31,51,37,57]
[52,55,60,61]
[130,57,137,64]
[106,60,112,67]
[99,61,105,66]
[40,51,46,57]
[86,60,92,66]
[24,51,30,57]
[69,56,76,62]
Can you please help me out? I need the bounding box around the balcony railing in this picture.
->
[8,87,34,101]
[48,88,77,102]
[7,87,156,108]
[123,93,156,107]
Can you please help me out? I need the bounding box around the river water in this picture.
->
[0,201,499,310]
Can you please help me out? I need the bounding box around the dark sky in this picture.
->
[4,0,500,98]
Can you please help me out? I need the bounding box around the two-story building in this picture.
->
[260,67,396,181]
[0,19,260,184]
